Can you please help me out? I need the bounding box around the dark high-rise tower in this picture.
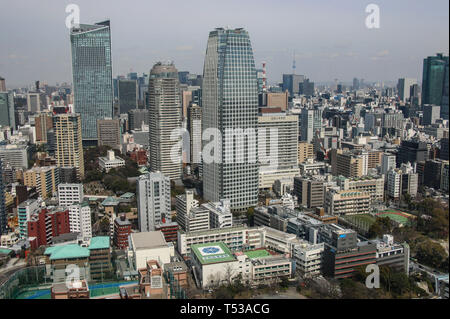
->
[422,53,449,119]
[70,20,114,145]
[0,159,6,236]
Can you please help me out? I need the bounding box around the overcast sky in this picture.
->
[0,0,448,88]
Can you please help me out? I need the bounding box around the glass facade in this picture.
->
[0,159,6,235]
[0,92,15,129]
[202,28,259,212]
[70,21,114,142]
[422,53,449,119]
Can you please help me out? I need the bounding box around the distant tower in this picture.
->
[262,62,267,92]
[292,51,296,74]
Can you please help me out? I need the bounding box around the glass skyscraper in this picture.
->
[0,92,15,129]
[422,53,449,119]
[0,158,6,236]
[202,28,259,212]
[70,20,114,143]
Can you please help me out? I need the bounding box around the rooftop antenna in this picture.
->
[292,51,296,75]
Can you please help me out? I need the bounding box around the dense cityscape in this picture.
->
[0,1,449,305]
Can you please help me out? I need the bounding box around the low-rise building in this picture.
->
[98,150,125,172]
[128,231,175,270]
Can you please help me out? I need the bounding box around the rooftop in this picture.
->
[130,231,167,250]
[244,249,271,259]
[44,244,90,260]
[191,242,236,265]
[88,236,110,250]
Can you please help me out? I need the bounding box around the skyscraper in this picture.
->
[282,74,304,96]
[53,113,85,179]
[137,172,171,232]
[301,107,323,143]
[0,159,6,236]
[397,78,417,102]
[422,53,449,119]
[187,104,202,166]
[0,92,15,129]
[148,62,182,180]
[202,27,259,212]
[118,79,138,114]
[70,20,114,144]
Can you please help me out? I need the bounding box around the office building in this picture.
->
[128,231,175,270]
[137,172,171,232]
[70,21,114,144]
[258,112,299,190]
[202,28,259,212]
[332,151,368,178]
[321,227,377,279]
[336,175,385,204]
[397,140,429,165]
[381,153,396,175]
[301,107,322,143]
[397,78,417,102]
[97,118,121,150]
[0,92,15,129]
[148,62,182,180]
[422,53,449,119]
[128,109,149,131]
[187,104,202,165]
[282,74,304,96]
[324,189,370,216]
[0,159,5,236]
[53,113,85,179]
[440,138,449,160]
[422,104,441,125]
[0,76,5,91]
[0,144,28,170]
[266,91,289,111]
[118,79,138,114]
[293,240,324,277]
[298,141,314,164]
[294,176,325,209]
[32,113,53,144]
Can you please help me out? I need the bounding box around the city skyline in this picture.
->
[0,0,448,87]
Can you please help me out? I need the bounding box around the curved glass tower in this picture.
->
[70,20,113,144]
[202,28,259,212]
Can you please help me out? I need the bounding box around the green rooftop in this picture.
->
[191,242,236,265]
[244,249,271,259]
[0,248,13,255]
[88,236,110,250]
[44,244,90,260]
[101,197,120,206]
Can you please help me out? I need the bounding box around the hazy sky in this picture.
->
[0,0,448,87]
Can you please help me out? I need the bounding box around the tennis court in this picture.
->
[376,210,413,225]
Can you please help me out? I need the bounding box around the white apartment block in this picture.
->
[387,169,402,199]
[137,172,171,232]
[58,183,84,207]
[69,202,92,242]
